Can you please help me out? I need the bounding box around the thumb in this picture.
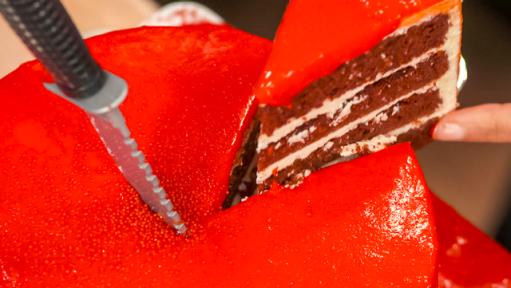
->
[433,103,511,143]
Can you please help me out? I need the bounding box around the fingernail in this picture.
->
[434,122,465,141]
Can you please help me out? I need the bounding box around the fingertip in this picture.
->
[432,121,465,141]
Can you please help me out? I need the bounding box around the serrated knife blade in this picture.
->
[91,109,187,234]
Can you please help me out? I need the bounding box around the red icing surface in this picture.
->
[255,0,443,106]
[0,25,270,227]
[0,138,438,286]
[434,196,511,287]
[0,23,508,288]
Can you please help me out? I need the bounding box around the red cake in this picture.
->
[0,20,509,288]
[0,25,270,226]
[433,195,511,287]
[254,0,463,190]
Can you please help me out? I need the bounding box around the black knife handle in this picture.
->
[0,0,106,98]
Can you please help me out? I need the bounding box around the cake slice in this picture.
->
[254,0,463,190]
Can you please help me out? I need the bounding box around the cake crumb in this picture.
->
[324,142,334,151]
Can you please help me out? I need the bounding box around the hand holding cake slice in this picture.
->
[255,0,463,190]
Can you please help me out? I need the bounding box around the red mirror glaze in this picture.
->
[255,0,444,106]
[0,25,271,225]
[0,24,508,288]
[434,196,511,287]
[0,123,438,287]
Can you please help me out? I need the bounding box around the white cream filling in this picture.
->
[339,135,397,157]
[330,95,368,127]
[256,8,461,184]
[288,125,317,145]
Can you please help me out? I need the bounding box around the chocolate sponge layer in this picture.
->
[258,51,449,170]
[258,90,442,191]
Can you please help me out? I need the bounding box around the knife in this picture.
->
[0,0,186,234]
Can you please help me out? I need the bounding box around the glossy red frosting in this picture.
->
[0,25,270,227]
[0,124,438,287]
[434,196,511,287]
[0,25,508,288]
[255,0,443,106]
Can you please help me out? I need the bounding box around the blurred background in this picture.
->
[1,0,510,249]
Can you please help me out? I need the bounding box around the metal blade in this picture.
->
[90,109,186,234]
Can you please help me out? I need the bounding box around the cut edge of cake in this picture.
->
[255,0,462,191]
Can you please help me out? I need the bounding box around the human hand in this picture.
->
[433,103,511,143]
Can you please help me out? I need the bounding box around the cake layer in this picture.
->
[258,51,449,170]
[258,90,442,189]
[256,3,461,189]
